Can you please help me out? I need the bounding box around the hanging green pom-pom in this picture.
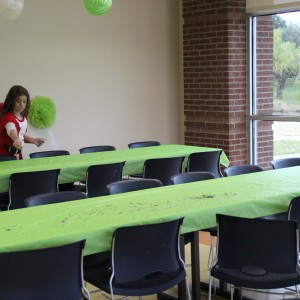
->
[28,96,56,129]
[84,0,112,16]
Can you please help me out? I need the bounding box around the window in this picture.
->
[249,11,300,167]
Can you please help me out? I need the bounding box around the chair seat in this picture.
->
[211,266,300,289]
[85,268,186,296]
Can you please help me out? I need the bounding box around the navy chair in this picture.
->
[0,155,17,210]
[128,141,161,178]
[171,171,215,185]
[29,150,72,191]
[9,169,60,210]
[223,164,264,176]
[208,214,300,300]
[128,141,160,149]
[79,145,116,154]
[107,179,162,195]
[85,162,125,197]
[25,191,87,207]
[186,150,223,178]
[143,157,184,186]
[0,240,90,300]
[29,150,70,158]
[84,218,191,300]
[270,157,300,169]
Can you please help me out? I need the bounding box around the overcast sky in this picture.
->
[280,11,300,24]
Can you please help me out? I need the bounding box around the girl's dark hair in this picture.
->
[1,85,31,117]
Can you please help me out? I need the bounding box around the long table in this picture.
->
[0,144,229,193]
[1,167,300,299]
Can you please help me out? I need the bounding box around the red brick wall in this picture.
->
[182,0,248,165]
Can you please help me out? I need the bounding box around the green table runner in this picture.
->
[0,144,229,193]
[0,166,298,255]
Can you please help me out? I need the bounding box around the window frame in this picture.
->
[248,13,300,164]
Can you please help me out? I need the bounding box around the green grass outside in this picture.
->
[272,79,300,156]
[274,79,300,112]
[274,140,300,155]
[279,82,300,103]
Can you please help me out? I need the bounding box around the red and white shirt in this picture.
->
[0,112,27,159]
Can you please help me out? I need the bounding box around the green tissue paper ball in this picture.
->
[28,96,56,129]
[84,0,112,16]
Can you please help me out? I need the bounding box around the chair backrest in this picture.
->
[143,157,184,186]
[86,162,125,198]
[171,171,215,185]
[288,196,300,227]
[9,169,60,210]
[223,164,264,177]
[128,141,161,149]
[25,191,87,207]
[0,155,17,161]
[79,145,116,154]
[187,150,223,178]
[270,157,300,169]
[107,179,163,195]
[29,150,70,159]
[110,218,186,296]
[215,214,299,274]
[0,240,89,300]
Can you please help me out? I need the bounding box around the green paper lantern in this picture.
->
[28,96,56,129]
[84,0,112,16]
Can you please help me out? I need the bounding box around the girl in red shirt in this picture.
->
[0,85,46,159]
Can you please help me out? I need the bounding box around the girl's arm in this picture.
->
[24,135,46,147]
[8,129,23,149]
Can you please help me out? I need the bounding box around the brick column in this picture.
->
[182,0,247,165]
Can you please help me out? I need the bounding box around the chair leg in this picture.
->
[83,285,91,300]
[207,235,217,296]
[185,276,191,300]
[230,285,234,300]
[208,275,213,300]
[109,285,115,300]
[207,235,215,268]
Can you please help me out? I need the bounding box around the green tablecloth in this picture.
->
[0,166,299,255]
[0,144,229,193]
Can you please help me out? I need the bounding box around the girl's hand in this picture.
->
[34,138,46,147]
[13,137,23,149]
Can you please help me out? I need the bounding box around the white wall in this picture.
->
[0,0,182,158]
